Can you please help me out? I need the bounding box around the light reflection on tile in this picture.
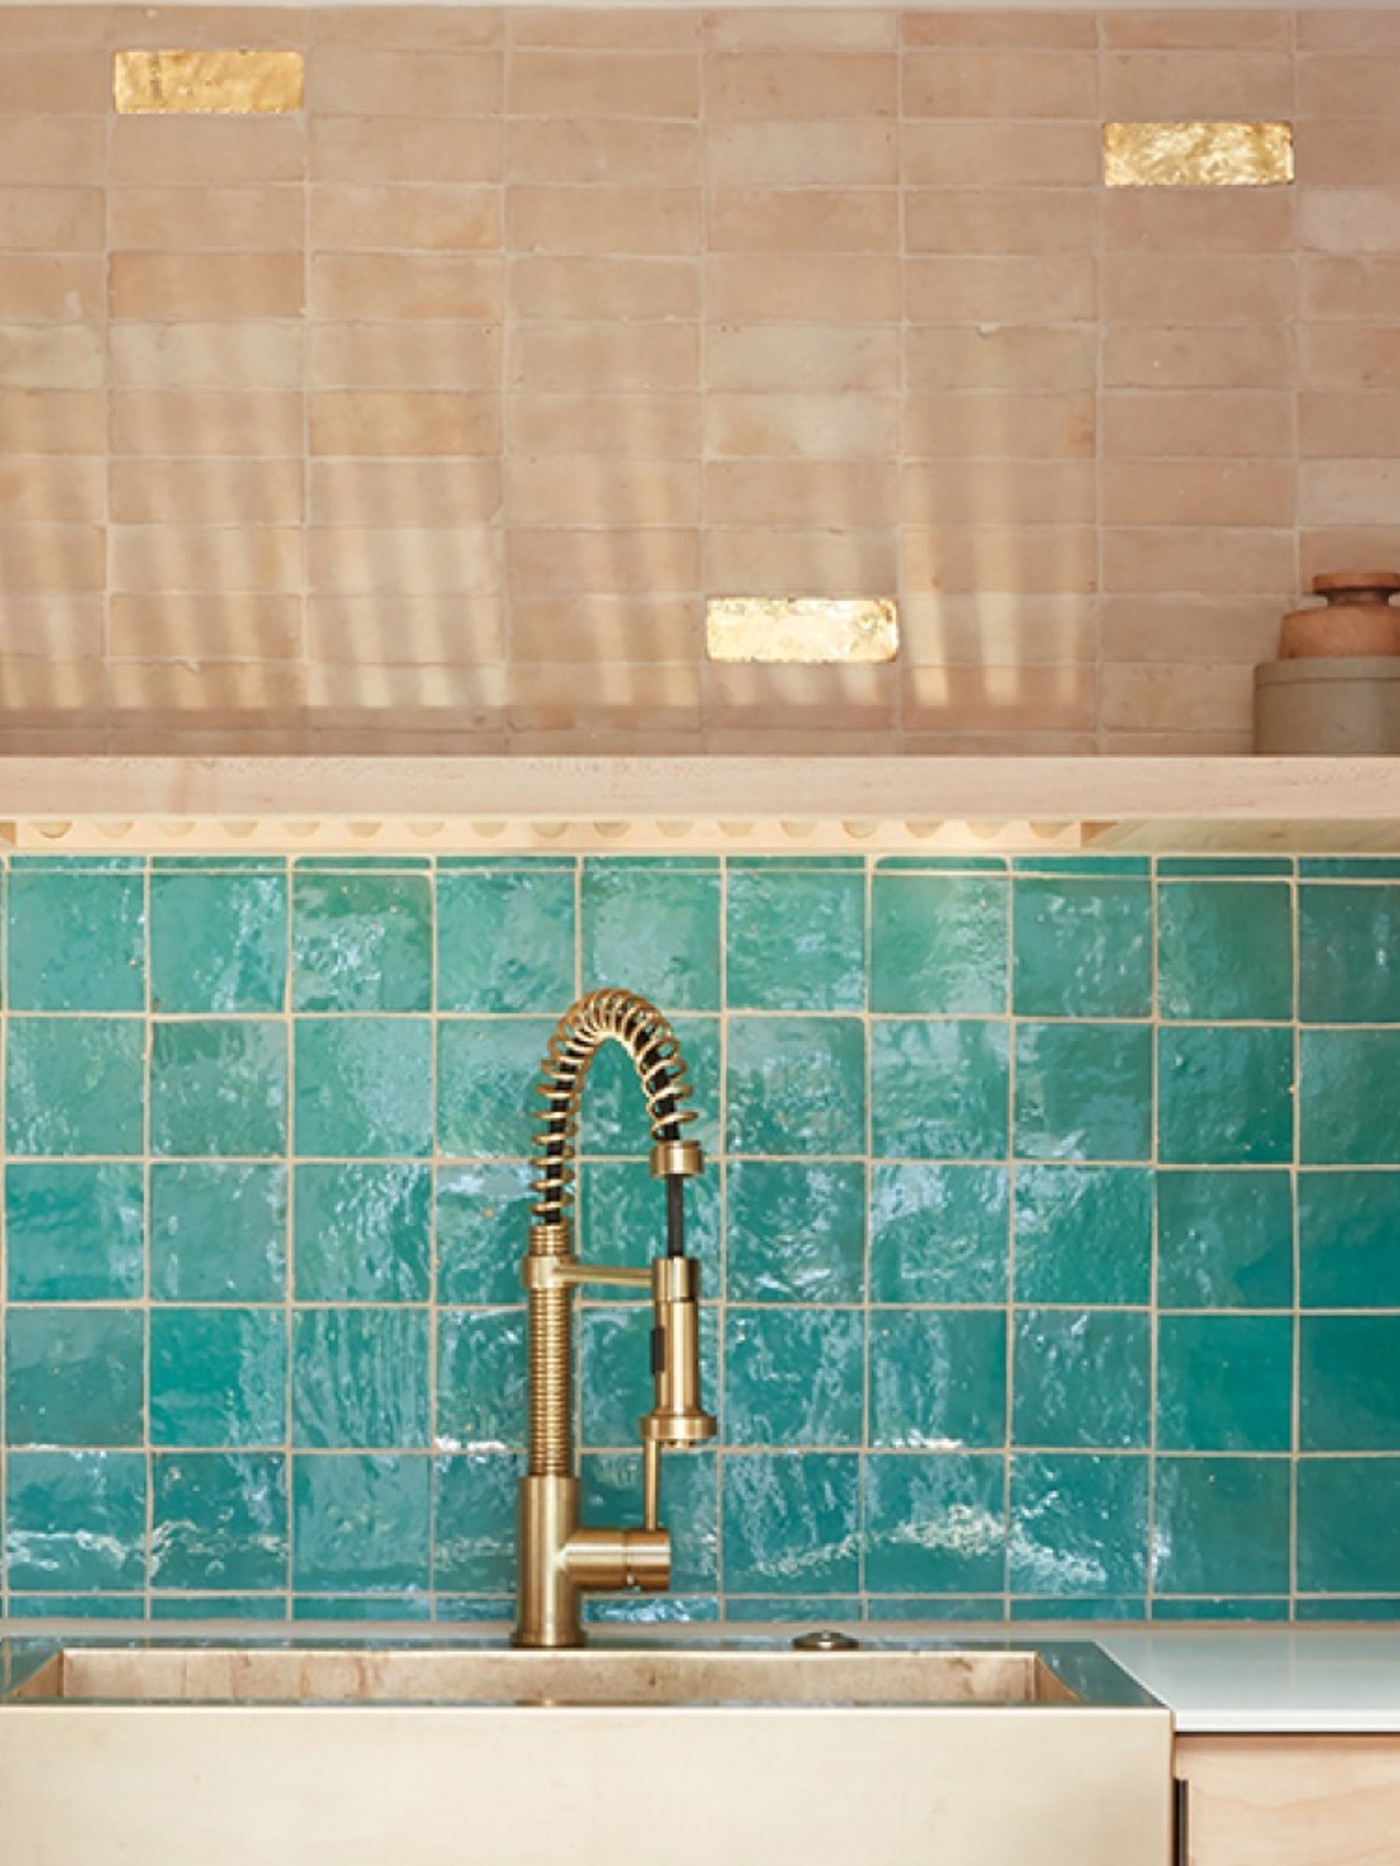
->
[1103,121,1293,188]
[706,597,898,665]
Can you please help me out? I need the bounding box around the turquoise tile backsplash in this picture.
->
[4,851,1400,1625]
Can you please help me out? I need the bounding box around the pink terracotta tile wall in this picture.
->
[0,5,1396,753]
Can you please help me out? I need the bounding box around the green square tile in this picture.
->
[292,1453,430,1593]
[433,1452,520,1593]
[1014,1167,1152,1306]
[727,1016,865,1157]
[436,1018,556,1159]
[1012,1310,1150,1450]
[871,875,1006,1015]
[581,1304,720,1448]
[863,1453,1007,1594]
[1302,1315,1400,1450]
[870,1310,1007,1450]
[582,860,720,1011]
[152,1020,288,1158]
[436,1308,526,1453]
[8,868,144,1011]
[1158,858,1293,879]
[5,1307,144,1447]
[151,1451,288,1592]
[580,1158,720,1301]
[7,1017,145,1156]
[150,871,287,1014]
[1159,1026,1293,1166]
[151,1164,287,1304]
[726,1161,865,1303]
[576,1014,720,1157]
[1152,1456,1291,1596]
[1298,1458,1400,1593]
[1152,1599,1291,1624]
[1009,1452,1149,1596]
[292,872,432,1013]
[1013,856,1147,877]
[1302,858,1400,879]
[1157,881,1293,1023]
[293,1309,431,1449]
[6,1163,144,1301]
[1302,1031,1400,1164]
[1300,884,1400,1024]
[437,868,575,1013]
[149,1596,280,1621]
[584,1449,717,1593]
[294,1164,430,1302]
[725,1308,863,1446]
[1013,877,1151,1019]
[295,1017,432,1158]
[868,1164,1008,1304]
[1014,1022,1152,1163]
[872,1019,1009,1160]
[1300,1171,1400,1308]
[6,1451,147,1591]
[728,867,866,1011]
[724,1597,862,1624]
[1157,1169,1294,1310]
[150,1308,287,1448]
[7,1595,144,1621]
[436,1162,534,1305]
[721,1452,859,1594]
[1157,1315,1293,1452]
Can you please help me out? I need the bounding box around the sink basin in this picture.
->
[0,1634,1172,1865]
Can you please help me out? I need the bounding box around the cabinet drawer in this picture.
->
[1178,1736,1400,1866]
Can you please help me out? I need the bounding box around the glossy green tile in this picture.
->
[151,1451,288,1592]
[150,1309,287,1448]
[1157,1169,1294,1310]
[1157,881,1293,1023]
[1013,856,1148,876]
[586,1595,719,1626]
[5,1308,144,1447]
[5,1162,144,1301]
[292,1453,430,1594]
[582,860,720,1011]
[870,1309,1007,1450]
[584,1450,717,1592]
[1156,1315,1293,1452]
[728,866,866,1011]
[436,1018,555,1159]
[437,868,575,1014]
[1300,1171,1400,1308]
[578,1014,721,1157]
[868,1164,1008,1304]
[1152,1457,1291,1597]
[871,875,1006,1015]
[151,1020,288,1158]
[869,1595,1007,1622]
[151,1163,287,1304]
[1297,1597,1400,1622]
[296,857,430,871]
[1300,883,1400,1024]
[1301,1031,1400,1164]
[727,1016,865,1157]
[1153,1597,1290,1623]
[292,872,431,1013]
[581,1304,719,1448]
[725,1308,863,1447]
[294,1595,431,1622]
[580,1157,720,1300]
[863,1453,1006,1594]
[433,1452,520,1592]
[150,1596,284,1621]
[1010,1594,1145,1621]
[295,1017,432,1158]
[1014,1167,1152,1306]
[1301,1316,1400,1450]
[872,1019,1009,1160]
[1158,1026,1293,1166]
[294,1164,431,1302]
[876,857,1006,874]
[1012,1311,1150,1450]
[721,1452,860,1594]
[724,1596,862,1623]
[1158,858,1293,878]
[1009,1452,1149,1596]
[5,1451,147,1591]
[8,868,142,1011]
[293,1309,430,1450]
[436,1308,526,1453]
[1014,1023,1152,1163]
[726,1160,865,1303]
[8,1594,144,1620]
[1298,1458,1400,1594]
[7,1017,145,1157]
[1013,877,1151,1019]
[436,1162,534,1305]
[150,871,287,1013]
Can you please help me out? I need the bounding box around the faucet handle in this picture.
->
[640,1254,717,1450]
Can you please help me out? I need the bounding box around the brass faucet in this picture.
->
[514,988,716,1649]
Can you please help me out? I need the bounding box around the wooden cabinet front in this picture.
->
[1177,1735,1400,1866]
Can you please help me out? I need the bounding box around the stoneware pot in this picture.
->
[1279,571,1400,659]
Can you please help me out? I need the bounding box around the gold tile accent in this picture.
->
[706,597,899,665]
[114,50,304,115]
[1103,121,1293,188]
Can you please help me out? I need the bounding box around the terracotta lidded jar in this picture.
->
[1279,571,1400,659]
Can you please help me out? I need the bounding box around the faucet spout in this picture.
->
[513,989,716,1649]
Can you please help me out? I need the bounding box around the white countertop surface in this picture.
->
[1098,1630,1400,1735]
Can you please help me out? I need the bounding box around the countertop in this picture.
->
[1098,1630,1400,1736]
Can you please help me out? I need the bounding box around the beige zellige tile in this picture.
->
[1101,50,1294,118]
[311,6,503,48]
[1295,121,1400,188]
[1102,526,1296,595]
[705,662,897,732]
[505,455,698,528]
[1300,392,1400,458]
[509,595,697,664]
[307,49,503,117]
[509,120,698,186]
[110,526,303,595]
[900,592,1097,666]
[0,256,103,320]
[902,663,1096,734]
[508,50,699,119]
[1103,325,1294,390]
[505,662,700,734]
[708,189,897,254]
[309,323,500,391]
[312,459,500,527]
[1300,324,1400,389]
[901,458,1096,527]
[0,390,105,454]
[1101,594,1280,664]
[310,117,500,185]
[902,49,1097,119]
[1102,391,1294,460]
[312,255,502,321]
[112,459,305,527]
[309,391,501,458]
[306,594,506,667]
[1100,662,1256,736]
[505,527,700,596]
[902,12,1096,50]
[511,10,698,49]
[111,253,305,320]
[707,325,898,395]
[708,11,897,50]
[901,120,1099,188]
[111,390,305,459]
[110,323,303,391]
[905,327,1096,394]
[0,597,104,661]
[1300,54,1400,118]
[311,185,502,253]
[106,661,309,727]
[0,6,107,45]
[508,255,699,322]
[1299,459,1400,528]
[1300,13,1400,50]
[1101,459,1295,528]
[0,118,104,185]
[0,187,102,252]
[110,8,306,50]
[1102,254,1294,325]
[108,187,303,253]
[510,185,700,255]
[1301,189,1400,257]
[902,391,1095,460]
[705,459,897,530]
[708,122,895,189]
[705,527,899,594]
[0,524,104,592]
[308,526,500,596]
[0,51,107,114]
[705,392,898,460]
[706,253,901,324]
[0,455,105,523]
[109,592,304,662]
[905,255,1096,325]
[0,324,102,391]
[905,190,1096,256]
[706,51,896,120]
[1105,11,1292,50]
[508,392,700,458]
[112,116,307,187]
[901,524,1097,594]
[1301,527,1400,583]
[508,321,698,393]
[1103,189,1294,254]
